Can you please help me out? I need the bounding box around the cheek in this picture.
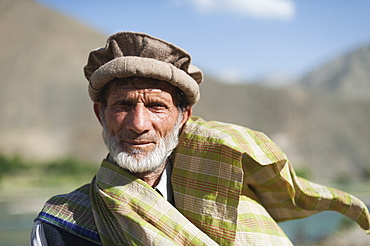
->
[152,114,179,136]
[105,111,127,131]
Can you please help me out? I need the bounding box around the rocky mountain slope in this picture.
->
[0,0,107,160]
[1,0,369,184]
[195,77,370,183]
[300,44,370,102]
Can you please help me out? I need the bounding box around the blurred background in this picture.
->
[1,0,369,245]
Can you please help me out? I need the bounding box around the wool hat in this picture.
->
[84,31,203,106]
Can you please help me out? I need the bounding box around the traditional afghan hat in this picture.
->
[84,31,203,106]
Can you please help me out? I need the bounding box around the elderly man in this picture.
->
[32,32,370,245]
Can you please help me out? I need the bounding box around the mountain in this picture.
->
[196,76,370,184]
[300,44,370,102]
[1,0,369,184]
[0,0,107,161]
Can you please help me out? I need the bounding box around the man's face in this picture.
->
[94,78,191,173]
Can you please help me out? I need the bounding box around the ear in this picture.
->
[93,102,103,126]
[179,107,192,128]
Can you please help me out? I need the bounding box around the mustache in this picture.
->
[115,131,159,142]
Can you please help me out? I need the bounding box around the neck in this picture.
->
[133,161,167,187]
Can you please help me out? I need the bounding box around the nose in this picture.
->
[125,104,151,134]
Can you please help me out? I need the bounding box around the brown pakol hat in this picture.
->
[84,31,203,106]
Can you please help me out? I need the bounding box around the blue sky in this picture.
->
[35,0,370,83]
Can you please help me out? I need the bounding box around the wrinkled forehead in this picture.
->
[105,77,179,99]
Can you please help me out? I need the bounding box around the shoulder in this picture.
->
[35,184,100,244]
[31,220,100,246]
[44,183,91,206]
[180,116,287,165]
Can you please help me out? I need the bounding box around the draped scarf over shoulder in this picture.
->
[90,161,218,245]
[35,116,370,245]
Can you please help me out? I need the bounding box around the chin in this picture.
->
[113,150,167,174]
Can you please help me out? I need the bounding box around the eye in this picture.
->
[114,100,133,110]
[147,102,167,111]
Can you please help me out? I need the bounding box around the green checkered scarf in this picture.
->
[90,160,220,245]
[36,116,370,245]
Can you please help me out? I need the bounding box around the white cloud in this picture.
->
[174,0,295,20]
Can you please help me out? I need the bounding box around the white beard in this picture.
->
[102,115,182,173]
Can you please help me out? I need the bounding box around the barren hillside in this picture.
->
[1,0,369,184]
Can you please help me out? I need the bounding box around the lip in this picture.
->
[123,140,154,147]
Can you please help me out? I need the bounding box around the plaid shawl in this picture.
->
[35,116,370,245]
